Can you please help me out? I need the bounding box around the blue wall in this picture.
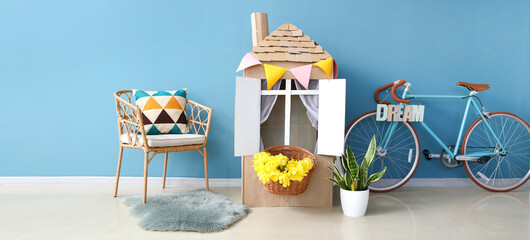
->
[1,0,528,179]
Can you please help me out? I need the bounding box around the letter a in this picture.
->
[403,105,413,122]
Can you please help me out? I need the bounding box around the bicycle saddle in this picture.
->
[456,82,490,91]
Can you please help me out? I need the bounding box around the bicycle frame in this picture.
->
[380,87,507,160]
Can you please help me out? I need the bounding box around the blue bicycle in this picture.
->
[345,80,530,192]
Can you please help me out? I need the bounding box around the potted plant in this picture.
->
[328,136,386,217]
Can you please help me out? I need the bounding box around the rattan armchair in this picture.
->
[113,90,213,204]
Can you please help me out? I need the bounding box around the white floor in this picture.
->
[0,185,528,240]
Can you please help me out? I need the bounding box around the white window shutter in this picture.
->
[317,79,346,156]
[234,77,261,156]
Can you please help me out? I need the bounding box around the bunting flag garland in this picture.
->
[313,58,334,79]
[236,52,262,72]
[290,64,312,89]
[237,52,338,89]
[264,64,287,90]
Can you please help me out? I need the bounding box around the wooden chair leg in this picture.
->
[114,146,124,197]
[143,151,149,204]
[162,152,168,189]
[203,147,209,191]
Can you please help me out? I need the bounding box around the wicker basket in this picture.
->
[262,145,317,195]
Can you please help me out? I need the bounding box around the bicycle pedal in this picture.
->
[477,156,492,164]
[423,149,432,160]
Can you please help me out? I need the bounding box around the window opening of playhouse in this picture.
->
[260,78,319,152]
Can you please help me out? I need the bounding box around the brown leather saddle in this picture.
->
[456,82,490,91]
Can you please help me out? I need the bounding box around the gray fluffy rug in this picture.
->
[122,189,249,232]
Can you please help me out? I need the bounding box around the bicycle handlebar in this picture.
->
[391,80,410,104]
[374,80,410,104]
[374,82,394,104]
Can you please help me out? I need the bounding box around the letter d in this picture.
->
[376,104,388,121]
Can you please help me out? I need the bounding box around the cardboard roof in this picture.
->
[251,24,332,63]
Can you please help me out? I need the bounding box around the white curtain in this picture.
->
[294,80,319,153]
[260,79,282,150]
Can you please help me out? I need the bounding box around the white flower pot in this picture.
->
[340,188,369,217]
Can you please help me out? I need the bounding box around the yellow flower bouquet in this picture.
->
[253,151,314,187]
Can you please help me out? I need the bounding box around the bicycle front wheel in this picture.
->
[462,112,530,191]
[345,111,420,192]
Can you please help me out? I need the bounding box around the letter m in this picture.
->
[412,105,425,122]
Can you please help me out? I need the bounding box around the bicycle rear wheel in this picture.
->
[345,111,420,192]
[462,112,530,191]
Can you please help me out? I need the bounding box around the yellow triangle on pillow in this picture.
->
[165,96,183,110]
[143,97,163,111]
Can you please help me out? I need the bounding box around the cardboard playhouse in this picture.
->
[235,13,346,207]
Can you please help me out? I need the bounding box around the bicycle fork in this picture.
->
[379,85,414,160]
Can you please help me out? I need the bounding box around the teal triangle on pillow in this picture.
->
[168,124,183,134]
[173,89,187,98]
[152,91,172,96]
[134,90,151,100]
[147,125,162,135]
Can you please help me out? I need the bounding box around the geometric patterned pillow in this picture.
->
[133,89,189,135]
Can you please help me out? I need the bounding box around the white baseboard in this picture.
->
[1,177,525,190]
[0,177,241,187]
[0,177,499,187]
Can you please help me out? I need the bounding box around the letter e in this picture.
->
[396,105,404,121]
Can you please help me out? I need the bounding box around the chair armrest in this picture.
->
[114,90,148,147]
[186,99,213,142]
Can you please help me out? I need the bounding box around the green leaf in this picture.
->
[346,147,359,179]
[328,162,337,172]
[333,165,345,180]
[327,163,350,190]
[328,178,340,186]
[328,165,343,182]
[328,163,344,180]
[329,178,348,189]
[331,163,343,175]
[346,146,355,162]
[359,164,368,190]
[341,154,349,173]
[367,167,387,187]
[355,178,364,191]
[336,179,348,190]
[359,136,377,189]
[363,136,377,168]
[345,171,353,189]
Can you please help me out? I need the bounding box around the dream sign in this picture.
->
[376,104,425,122]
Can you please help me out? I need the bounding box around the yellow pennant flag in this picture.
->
[313,58,333,79]
[264,64,287,90]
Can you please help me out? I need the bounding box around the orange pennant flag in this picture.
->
[313,58,333,79]
[264,64,287,90]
